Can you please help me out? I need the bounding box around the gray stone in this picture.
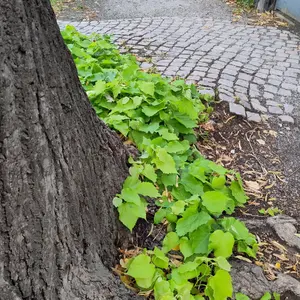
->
[263,92,274,99]
[240,100,251,110]
[279,115,295,124]
[236,79,249,88]
[266,100,280,106]
[249,89,260,98]
[253,77,266,85]
[218,79,234,87]
[220,74,236,81]
[264,85,278,93]
[140,62,153,69]
[268,79,281,87]
[238,73,252,81]
[255,72,268,80]
[268,106,284,115]
[229,103,246,117]
[267,215,300,249]
[219,93,235,103]
[282,82,298,91]
[251,101,267,113]
[246,111,261,122]
[284,104,295,114]
[235,86,248,94]
[278,88,292,97]
[231,260,300,299]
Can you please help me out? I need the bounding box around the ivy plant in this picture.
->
[62,26,259,300]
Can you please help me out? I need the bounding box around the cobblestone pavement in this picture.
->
[58,18,300,124]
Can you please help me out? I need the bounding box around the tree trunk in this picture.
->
[0,1,138,299]
[256,0,277,12]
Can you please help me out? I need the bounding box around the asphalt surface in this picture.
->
[58,0,233,21]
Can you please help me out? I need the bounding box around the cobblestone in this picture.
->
[251,101,268,113]
[246,112,262,122]
[229,103,246,117]
[279,115,295,123]
[268,106,284,115]
[58,17,300,122]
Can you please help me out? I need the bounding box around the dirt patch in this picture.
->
[52,0,97,20]
[224,0,292,28]
[197,102,299,220]
[196,102,300,280]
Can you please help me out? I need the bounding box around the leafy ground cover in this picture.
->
[61,26,285,299]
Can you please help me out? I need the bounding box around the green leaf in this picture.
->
[142,164,157,182]
[112,197,122,207]
[154,278,174,300]
[123,175,140,189]
[273,292,280,300]
[220,217,250,240]
[139,121,160,133]
[161,173,177,187]
[181,172,204,196]
[230,180,248,204]
[207,161,227,175]
[129,164,143,177]
[215,257,231,271]
[211,175,226,189]
[142,103,165,117]
[175,99,198,120]
[205,270,233,300]
[153,148,177,174]
[176,211,212,236]
[236,293,250,300]
[120,188,141,205]
[127,254,156,289]
[171,201,186,215]
[202,191,229,215]
[177,261,199,274]
[209,230,235,258]
[136,182,160,198]
[194,296,205,300]
[179,237,193,259]
[172,184,192,201]
[237,240,258,258]
[94,80,106,94]
[173,112,196,128]
[154,208,167,224]
[162,232,180,253]
[190,224,211,254]
[138,81,155,96]
[118,202,145,231]
[152,247,169,269]
[157,128,178,141]
[165,140,190,154]
[260,292,272,300]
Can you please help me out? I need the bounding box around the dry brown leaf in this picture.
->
[257,139,266,145]
[271,240,287,253]
[245,180,260,192]
[235,255,252,263]
[268,130,278,137]
[255,261,264,267]
[201,120,215,131]
[273,253,289,261]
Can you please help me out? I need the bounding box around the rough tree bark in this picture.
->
[0,1,139,299]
